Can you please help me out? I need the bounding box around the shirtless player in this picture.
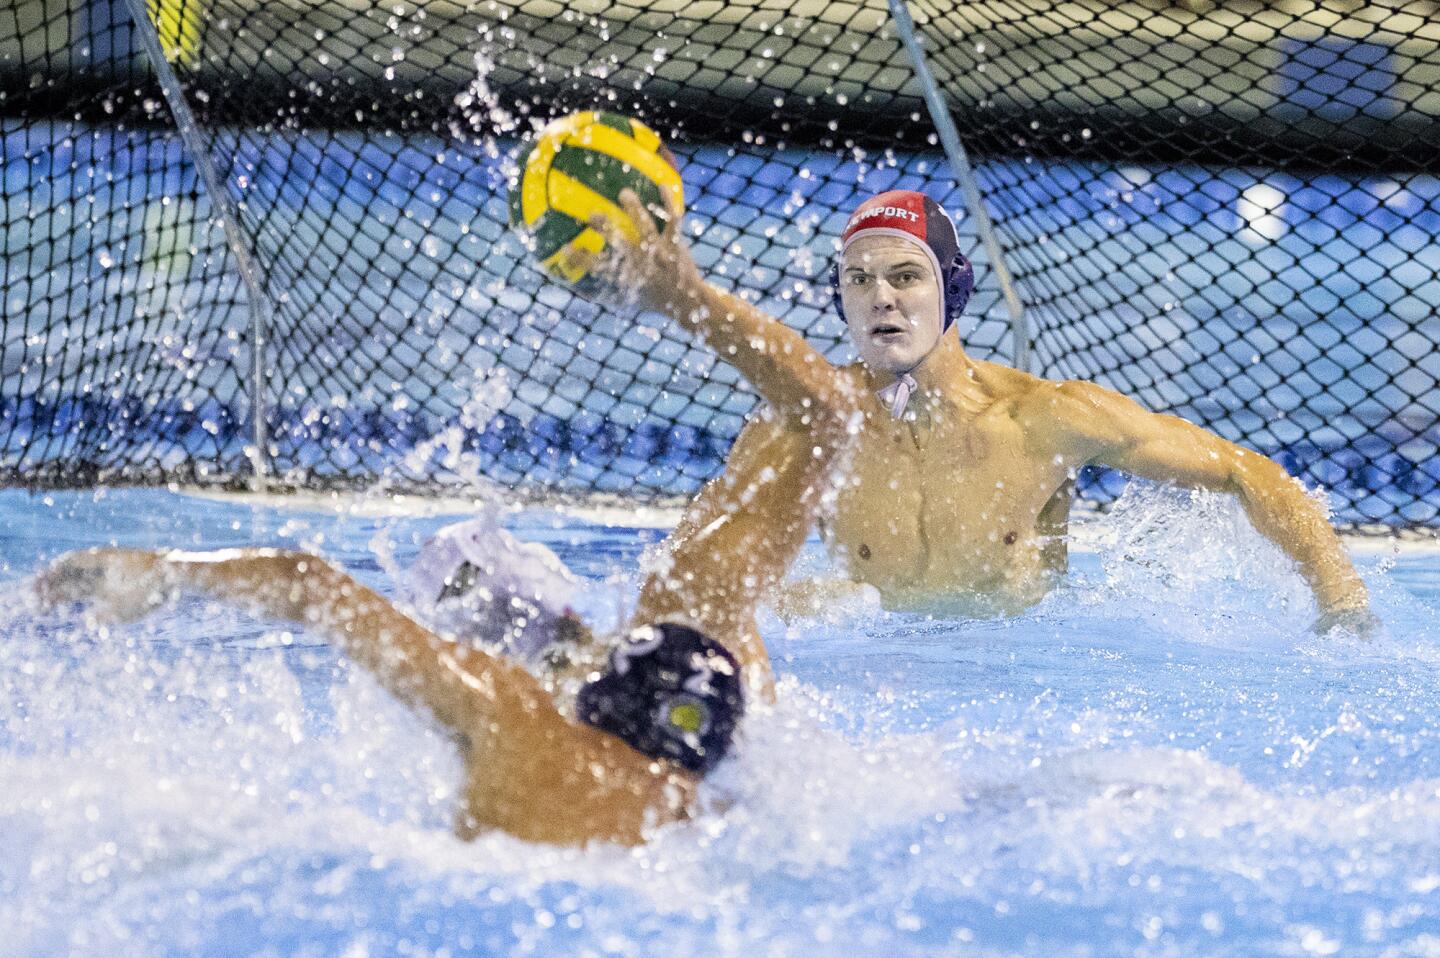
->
[593,188,1374,634]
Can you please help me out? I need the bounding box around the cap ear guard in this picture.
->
[943,250,974,331]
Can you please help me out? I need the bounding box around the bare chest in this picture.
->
[824,407,1070,592]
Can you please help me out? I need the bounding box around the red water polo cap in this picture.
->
[838,190,972,330]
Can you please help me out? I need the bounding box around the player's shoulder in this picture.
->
[971,358,1045,393]
[991,367,1138,426]
[969,359,1067,411]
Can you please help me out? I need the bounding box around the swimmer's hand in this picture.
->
[1310,604,1380,640]
[587,189,703,315]
[33,548,173,624]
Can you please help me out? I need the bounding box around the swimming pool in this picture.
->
[2,486,1438,957]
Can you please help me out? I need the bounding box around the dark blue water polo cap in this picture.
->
[575,622,745,774]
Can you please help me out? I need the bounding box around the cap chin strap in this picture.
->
[876,372,918,419]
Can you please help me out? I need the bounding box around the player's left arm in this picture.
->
[1039,380,1372,632]
[34,546,521,734]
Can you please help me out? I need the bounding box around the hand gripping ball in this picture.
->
[508,111,685,294]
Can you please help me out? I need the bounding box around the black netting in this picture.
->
[909,0,1440,528]
[1,0,1001,496]
[2,0,1438,529]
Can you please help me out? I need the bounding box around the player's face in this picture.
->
[839,236,944,376]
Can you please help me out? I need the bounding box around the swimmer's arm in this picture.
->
[667,409,868,630]
[1035,479,1074,576]
[666,407,785,545]
[635,409,842,693]
[37,547,691,845]
[593,192,853,424]
[1042,381,1371,626]
[38,547,538,735]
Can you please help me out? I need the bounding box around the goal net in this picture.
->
[909,0,1440,530]
[2,0,1437,529]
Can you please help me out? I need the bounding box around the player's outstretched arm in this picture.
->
[36,547,532,731]
[1037,381,1374,635]
[633,400,848,696]
[34,547,693,845]
[591,191,854,426]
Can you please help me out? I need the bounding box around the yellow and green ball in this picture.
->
[508,111,684,292]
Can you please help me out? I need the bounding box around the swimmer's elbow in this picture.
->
[1230,456,1322,520]
[183,549,346,619]
[1224,460,1269,506]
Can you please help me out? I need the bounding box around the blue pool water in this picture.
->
[2,486,1440,957]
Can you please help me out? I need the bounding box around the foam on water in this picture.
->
[2,487,1439,957]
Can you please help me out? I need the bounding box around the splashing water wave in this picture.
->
[1,485,1438,957]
